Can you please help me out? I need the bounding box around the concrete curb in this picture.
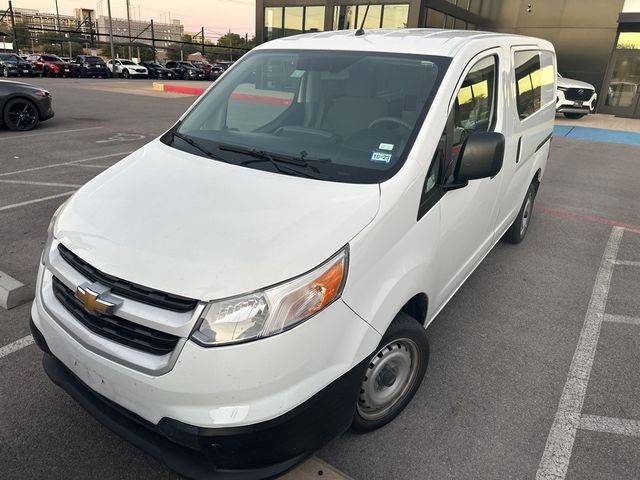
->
[0,271,33,310]
[152,82,205,96]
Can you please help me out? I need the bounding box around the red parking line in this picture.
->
[535,206,640,233]
[229,92,293,106]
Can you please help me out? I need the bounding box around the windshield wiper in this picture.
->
[218,143,326,179]
[171,131,230,163]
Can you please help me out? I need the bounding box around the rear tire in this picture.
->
[503,181,538,244]
[563,113,585,119]
[351,312,429,432]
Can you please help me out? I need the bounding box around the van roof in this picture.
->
[258,28,554,57]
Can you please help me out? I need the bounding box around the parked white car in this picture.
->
[556,73,597,119]
[106,58,148,79]
[32,30,556,479]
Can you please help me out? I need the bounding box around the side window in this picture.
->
[453,55,497,147]
[514,51,542,119]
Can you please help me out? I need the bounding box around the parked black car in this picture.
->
[138,62,175,80]
[72,55,110,78]
[0,80,54,131]
[0,53,35,78]
[165,61,206,80]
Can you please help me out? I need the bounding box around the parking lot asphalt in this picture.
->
[1,78,639,480]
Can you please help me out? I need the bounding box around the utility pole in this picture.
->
[88,11,94,51]
[54,0,61,32]
[201,26,205,57]
[126,0,132,59]
[106,0,116,77]
[228,29,232,61]
[8,1,17,53]
[150,19,156,61]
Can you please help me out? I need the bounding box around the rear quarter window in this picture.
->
[514,50,555,120]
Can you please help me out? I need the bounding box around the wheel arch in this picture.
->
[400,292,429,326]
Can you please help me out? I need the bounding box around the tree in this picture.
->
[217,32,254,50]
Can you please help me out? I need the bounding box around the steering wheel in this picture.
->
[368,117,412,131]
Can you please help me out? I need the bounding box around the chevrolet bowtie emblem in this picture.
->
[75,282,122,316]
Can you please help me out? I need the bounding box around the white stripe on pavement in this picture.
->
[614,260,640,267]
[580,415,640,438]
[0,179,82,188]
[603,313,640,326]
[0,335,34,360]
[536,226,623,480]
[1,126,104,141]
[0,151,133,178]
[0,191,75,212]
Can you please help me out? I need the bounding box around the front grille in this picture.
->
[52,276,180,355]
[57,244,197,312]
[564,88,594,101]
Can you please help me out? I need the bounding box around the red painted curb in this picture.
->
[162,84,206,96]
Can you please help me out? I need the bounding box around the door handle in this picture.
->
[515,137,522,164]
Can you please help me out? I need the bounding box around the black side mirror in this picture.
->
[444,131,505,191]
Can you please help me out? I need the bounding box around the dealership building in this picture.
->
[255,0,640,118]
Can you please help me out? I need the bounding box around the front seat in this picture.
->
[322,69,386,140]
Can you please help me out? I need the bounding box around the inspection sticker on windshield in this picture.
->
[378,143,394,151]
[370,151,393,163]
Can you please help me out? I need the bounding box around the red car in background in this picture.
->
[27,54,77,77]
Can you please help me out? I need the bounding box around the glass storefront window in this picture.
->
[264,7,283,41]
[305,6,325,32]
[284,6,304,36]
[382,4,409,29]
[446,15,455,29]
[334,5,357,30]
[469,0,482,14]
[356,4,382,30]
[455,18,467,29]
[425,9,446,28]
[617,32,640,50]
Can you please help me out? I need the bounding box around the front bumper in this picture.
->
[33,318,369,479]
[556,91,597,114]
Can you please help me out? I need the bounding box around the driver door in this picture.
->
[434,50,506,310]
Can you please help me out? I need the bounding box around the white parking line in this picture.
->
[0,191,75,212]
[0,179,82,188]
[73,164,109,169]
[0,126,105,141]
[0,335,34,360]
[580,415,640,438]
[603,313,640,326]
[614,260,640,267]
[0,151,133,178]
[536,226,623,480]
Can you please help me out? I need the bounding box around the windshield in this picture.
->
[42,55,62,62]
[0,54,20,62]
[85,57,102,63]
[121,60,136,65]
[169,49,449,183]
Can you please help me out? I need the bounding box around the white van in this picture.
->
[31,30,556,479]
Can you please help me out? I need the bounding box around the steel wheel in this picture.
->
[357,338,420,421]
[4,99,39,131]
[520,193,534,237]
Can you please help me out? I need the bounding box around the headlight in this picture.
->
[192,247,349,346]
[41,199,69,265]
[557,86,568,92]
[34,90,50,97]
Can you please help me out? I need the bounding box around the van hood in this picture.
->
[55,140,380,301]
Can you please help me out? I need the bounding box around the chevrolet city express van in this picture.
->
[31,30,556,479]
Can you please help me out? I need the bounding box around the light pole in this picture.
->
[106,0,116,77]
[126,0,132,59]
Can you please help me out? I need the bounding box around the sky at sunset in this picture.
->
[14,0,256,40]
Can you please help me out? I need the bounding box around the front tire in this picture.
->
[503,181,538,244]
[563,113,585,119]
[352,312,429,432]
[122,69,130,79]
[3,98,39,131]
